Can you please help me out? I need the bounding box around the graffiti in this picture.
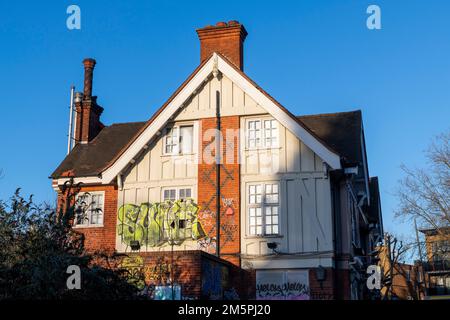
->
[256,270,310,300]
[222,197,234,216]
[120,255,146,290]
[117,199,207,248]
[256,282,310,300]
[197,236,217,253]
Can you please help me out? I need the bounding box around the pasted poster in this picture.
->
[256,270,310,300]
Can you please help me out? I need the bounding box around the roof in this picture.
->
[51,122,146,178]
[51,111,363,179]
[297,110,362,164]
[368,176,383,225]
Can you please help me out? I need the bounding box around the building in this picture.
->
[419,227,450,300]
[377,244,422,300]
[50,21,383,300]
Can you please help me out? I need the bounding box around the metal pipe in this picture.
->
[215,90,221,258]
[67,85,75,154]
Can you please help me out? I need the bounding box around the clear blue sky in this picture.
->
[0,0,449,238]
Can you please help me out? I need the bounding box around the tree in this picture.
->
[0,186,140,300]
[396,130,450,235]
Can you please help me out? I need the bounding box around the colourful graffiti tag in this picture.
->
[117,199,207,248]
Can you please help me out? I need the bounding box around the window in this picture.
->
[264,119,278,147]
[247,119,278,149]
[164,125,193,155]
[248,120,261,149]
[163,187,193,202]
[74,192,104,226]
[248,183,280,236]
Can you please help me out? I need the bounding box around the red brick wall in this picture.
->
[197,116,241,266]
[125,251,254,300]
[309,268,336,300]
[58,184,118,253]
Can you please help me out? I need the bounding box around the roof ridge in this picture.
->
[297,110,362,118]
[109,121,147,126]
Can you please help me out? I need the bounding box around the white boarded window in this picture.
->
[164,125,193,155]
[180,126,193,154]
[248,182,280,236]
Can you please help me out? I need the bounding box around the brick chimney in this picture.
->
[74,58,104,144]
[196,21,248,71]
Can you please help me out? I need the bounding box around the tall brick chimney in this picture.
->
[196,21,248,71]
[74,58,104,144]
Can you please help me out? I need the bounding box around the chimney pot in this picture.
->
[82,58,96,99]
[216,21,227,27]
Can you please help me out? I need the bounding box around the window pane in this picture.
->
[180,126,193,154]
[256,226,262,235]
[256,217,262,225]
[186,189,191,198]
[272,225,279,234]
[256,208,262,216]
[266,226,272,234]
[250,217,256,226]
[249,208,255,217]
[250,227,256,235]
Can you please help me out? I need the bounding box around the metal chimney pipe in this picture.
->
[67,85,75,155]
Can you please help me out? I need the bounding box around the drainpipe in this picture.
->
[215,90,221,258]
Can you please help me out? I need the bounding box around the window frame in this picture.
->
[163,124,195,156]
[73,191,105,228]
[161,186,194,202]
[246,118,279,150]
[247,182,280,237]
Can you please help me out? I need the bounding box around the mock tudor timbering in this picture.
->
[51,21,383,300]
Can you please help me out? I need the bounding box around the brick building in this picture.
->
[51,21,383,300]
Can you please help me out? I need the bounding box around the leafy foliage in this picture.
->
[0,188,140,300]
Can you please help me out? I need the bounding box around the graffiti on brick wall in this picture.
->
[117,199,207,248]
[256,270,310,300]
[120,255,200,300]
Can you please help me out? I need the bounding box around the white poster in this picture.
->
[256,270,310,300]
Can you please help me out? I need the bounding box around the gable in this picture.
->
[55,53,342,185]
[175,74,265,121]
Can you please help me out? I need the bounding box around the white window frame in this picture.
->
[246,118,279,150]
[163,124,194,155]
[73,191,105,227]
[248,182,280,236]
[162,186,193,202]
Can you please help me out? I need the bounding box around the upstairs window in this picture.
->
[74,192,104,227]
[247,119,278,149]
[164,125,193,155]
[248,182,280,236]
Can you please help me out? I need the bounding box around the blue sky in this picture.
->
[0,0,449,238]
